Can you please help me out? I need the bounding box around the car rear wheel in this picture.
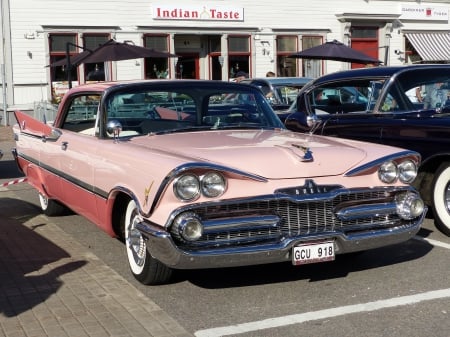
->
[124,199,173,285]
[431,163,450,236]
[38,193,67,216]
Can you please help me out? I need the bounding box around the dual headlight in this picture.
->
[174,171,227,201]
[378,160,417,184]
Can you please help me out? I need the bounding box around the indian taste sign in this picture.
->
[152,5,244,21]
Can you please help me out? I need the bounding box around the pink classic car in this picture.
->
[13,80,426,285]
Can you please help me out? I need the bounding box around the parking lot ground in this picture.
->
[0,125,194,337]
[2,124,450,337]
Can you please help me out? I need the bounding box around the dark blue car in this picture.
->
[284,64,450,236]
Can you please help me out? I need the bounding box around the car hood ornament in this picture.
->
[291,143,313,162]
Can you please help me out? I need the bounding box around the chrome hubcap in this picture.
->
[445,181,450,214]
[127,215,146,267]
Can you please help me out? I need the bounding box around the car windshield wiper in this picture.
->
[211,123,275,130]
[149,125,213,135]
[149,124,274,135]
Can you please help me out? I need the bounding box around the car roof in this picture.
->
[310,64,450,84]
[241,77,313,86]
[66,79,260,94]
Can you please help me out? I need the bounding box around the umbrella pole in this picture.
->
[65,42,92,89]
[66,42,72,89]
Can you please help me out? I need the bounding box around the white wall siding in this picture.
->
[2,0,450,109]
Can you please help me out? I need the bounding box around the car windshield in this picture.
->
[102,86,285,137]
[271,84,303,105]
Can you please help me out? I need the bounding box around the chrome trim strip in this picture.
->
[14,151,109,199]
[335,202,397,220]
[202,215,280,233]
[344,150,420,177]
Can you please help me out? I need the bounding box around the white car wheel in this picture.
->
[124,199,173,284]
[38,193,66,216]
[432,163,450,236]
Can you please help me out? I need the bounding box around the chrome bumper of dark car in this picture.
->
[136,185,426,269]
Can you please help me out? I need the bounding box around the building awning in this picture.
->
[405,32,450,62]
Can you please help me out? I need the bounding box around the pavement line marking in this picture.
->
[413,235,450,250]
[194,288,450,337]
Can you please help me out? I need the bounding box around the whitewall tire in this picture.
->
[124,199,173,284]
[432,163,450,236]
[38,193,66,216]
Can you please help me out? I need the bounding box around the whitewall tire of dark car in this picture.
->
[124,199,173,285]
[432,163,450,236]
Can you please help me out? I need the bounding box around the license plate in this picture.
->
[292,241,335,265]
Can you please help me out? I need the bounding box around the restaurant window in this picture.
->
[228,35,250,79]
[209,36,222,80]
[49,34,78,103]
[350,26,378,69]
[351,27,377,39]
[49,34,78,83]
[144,35,170,79]
[276,36,298,77]
[301,36,323,78]
[83,34,109,82]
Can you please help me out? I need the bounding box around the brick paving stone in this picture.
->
[0,149,194,337]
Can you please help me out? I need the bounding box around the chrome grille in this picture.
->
[171,188,406,249]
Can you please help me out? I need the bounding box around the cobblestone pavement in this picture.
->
[0,125,194,337]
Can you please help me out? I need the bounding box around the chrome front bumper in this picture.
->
[136,211,425,270]
[137,184,426,270]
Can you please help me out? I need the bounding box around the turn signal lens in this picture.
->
[174,213,203,241]
[395,192,425,220]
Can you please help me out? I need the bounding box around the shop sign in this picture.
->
[152,5,244,21]
[400,4,448,21]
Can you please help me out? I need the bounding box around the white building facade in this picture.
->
[1,0,450,124]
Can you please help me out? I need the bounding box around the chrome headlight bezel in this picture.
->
[398,160,418,183]
[201,172,227,198]
[378,161,398,184]
[378,159,419,184]
[173,174,201,201]
[174,171,228,201]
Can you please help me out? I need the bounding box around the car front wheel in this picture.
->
[432,163,450,236]
[124,199,173,285]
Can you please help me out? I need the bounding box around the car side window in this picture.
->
[308,83,370,115]
[62,94,101,135]
[423,82,450,109]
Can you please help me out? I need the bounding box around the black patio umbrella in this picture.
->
[47,50,92,68]
[79,39,177,64]
[48,39,177,87]
[48,39,177,67]
[289,40,382,64]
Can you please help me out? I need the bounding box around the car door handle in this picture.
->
[61,141,68,151]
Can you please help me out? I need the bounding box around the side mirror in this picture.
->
[306,114,323,134]
[106,120,123,139]
[42,128,62,142]
[284,110,310,132]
